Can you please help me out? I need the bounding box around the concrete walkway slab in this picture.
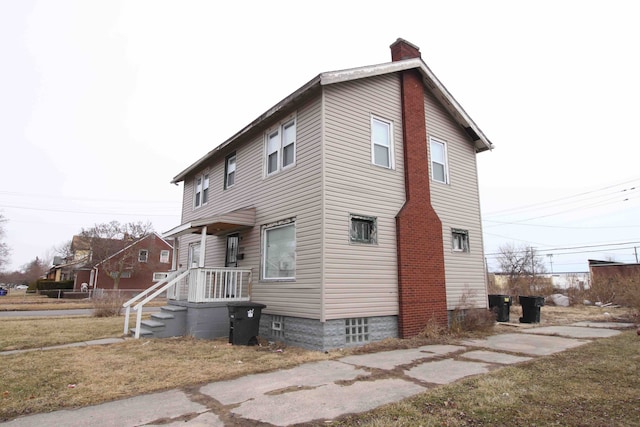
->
[462,333,588,356]
[147,412,223,427]
[522,326,620,339]
[200,360,368,405]
[1,390,206,427]
[572,321,635,329]
[461,350,533,365]
[339,345,466,370]
[418,344,466,355]
[231,378,425,426]
[405,359,490,384]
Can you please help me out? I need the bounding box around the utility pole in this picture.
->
[547,254,554,274]
[530,246,535,288]
[635,247,638,263]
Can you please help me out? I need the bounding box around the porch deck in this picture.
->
[124,267,252,338]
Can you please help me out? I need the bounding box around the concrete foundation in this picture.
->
[259,314,398,351]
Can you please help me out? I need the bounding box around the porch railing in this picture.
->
[123,269,189,338]
[123,267,252,339]
[183,267,252,303]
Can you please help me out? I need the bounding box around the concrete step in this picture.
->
[130,327,153,337]
[141,319,165,329]
[161,305,187,313]
[151,312,175,320]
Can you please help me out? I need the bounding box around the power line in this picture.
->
[484,240,640,257]
[483,177,640,217]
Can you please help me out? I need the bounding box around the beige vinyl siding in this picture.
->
[177,97,324,319]
[322,74,404,320]
[424,88,488,309]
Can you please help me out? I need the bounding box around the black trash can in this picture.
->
[519,296,545,323]
[488,294,512,322]
[227,302,266,345]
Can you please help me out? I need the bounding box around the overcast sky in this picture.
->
[1,0,639,274]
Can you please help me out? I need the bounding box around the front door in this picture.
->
[225,234,239,297]
[225,234,239,267]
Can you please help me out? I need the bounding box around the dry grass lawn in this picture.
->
[334,330,640,426]
[0,301,636,423]
[0,292,166,311]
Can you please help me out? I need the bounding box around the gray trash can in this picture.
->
[227,302,266,345]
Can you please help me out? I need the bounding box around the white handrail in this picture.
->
[122,270,187,336]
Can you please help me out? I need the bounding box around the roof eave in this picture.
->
[170,75,323,184]
[171,58,493,184]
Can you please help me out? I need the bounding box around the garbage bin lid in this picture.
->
[227,301,267,309]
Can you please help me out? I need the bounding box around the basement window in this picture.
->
[345,318,369,344]
[271,315,284,339]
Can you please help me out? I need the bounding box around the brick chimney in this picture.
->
[393,39,448,337]
[390,38,422,62]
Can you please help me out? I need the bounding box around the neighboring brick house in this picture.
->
[161,39,493,350]
[69,233,173,292]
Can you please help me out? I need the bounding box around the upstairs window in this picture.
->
[350,214,377,244]
[452,229,469,252]
[225,153,236,189]
[430,137,449,183]
[371,116,393,168]
[194,174,209,207]
[266,119,296,176]
[160,250,170,263]
[138,249,149,262]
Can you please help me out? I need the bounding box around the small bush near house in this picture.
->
[92,293,126,317]
[448,290,496,335]
[449,307,495,335]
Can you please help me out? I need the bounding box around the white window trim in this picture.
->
[225,153,236,189]
[261,219,296,281]
[451,228,469,253]
[160,250,170,263]
[265,117,296,177]
[371,115,394,169]
[349,214,378,245]
[153,272,169,281]
[194,173,210,208]
[429,137,449,184]
[138,249,148,263]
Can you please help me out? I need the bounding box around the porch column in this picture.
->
[199,226,207,268]
[171,238,178,271]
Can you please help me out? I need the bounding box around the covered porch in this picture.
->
[124,207,257,339]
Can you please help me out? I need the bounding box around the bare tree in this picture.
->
[51,240,73,263]
[21,257,49,284]
[497,243,548,296]
[80,221,153,289]
[0,214,10,271]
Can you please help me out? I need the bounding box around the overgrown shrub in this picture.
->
[92,293,126,317]
[448,289,495,335]
[588,273,640,313]
[36,279,74,291]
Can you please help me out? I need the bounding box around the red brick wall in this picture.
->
[393,40,448,338]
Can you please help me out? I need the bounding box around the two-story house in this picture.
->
[161,39,493,350]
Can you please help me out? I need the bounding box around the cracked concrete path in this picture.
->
[1,322,632,426]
